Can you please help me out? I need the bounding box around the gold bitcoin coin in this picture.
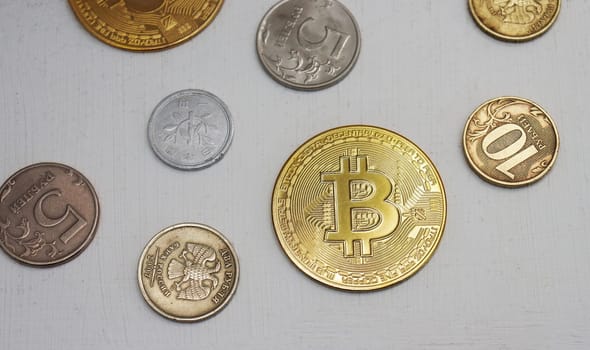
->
[68,0,224,51]
[469,0,560,41]
[271,125,447,291]
[463,97,559,187]
[138,223,239,322]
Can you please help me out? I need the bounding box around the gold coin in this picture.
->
[463,97,559,187]
[138,223,239,322]
[468,0,560,41]
[68,0,224,51]
[271,125,447,291]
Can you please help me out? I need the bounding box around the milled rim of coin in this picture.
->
[468,0,561,42]
[271,125,447,291]
[137,223,239,322]
[256,0,362,91]
[463,96,560,187]
[147,89,234,170]
[67,0,225,51]
[0,162,100,267]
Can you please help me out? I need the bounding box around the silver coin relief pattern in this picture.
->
[257,0,361,90]
[148,90,234,170]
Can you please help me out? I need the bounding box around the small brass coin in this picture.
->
[138,223,239,322]
[271,125,447,291]
[0,163,100,266]
[463,97,559,187]
[68,0,224,51]
[468,0,560,42]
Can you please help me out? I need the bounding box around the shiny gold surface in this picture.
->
[463,97,559,187]
[469,0,560,41]
[138,223,239,322]
[271,125,447,291]
[68,0,224,51]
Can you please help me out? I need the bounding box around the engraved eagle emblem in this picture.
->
[167,243,221,301]
[491,0,543,24]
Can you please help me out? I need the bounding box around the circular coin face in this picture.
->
[257,0,361,90]
[469,0,560,41]
[0,163,100,266]
[272,125,447,291]
[463,97,559,187]
[148,89,234,170]
[68,0,224,51]
[138,223,239,322]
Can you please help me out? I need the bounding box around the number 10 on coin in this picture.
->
[463,97,559,187]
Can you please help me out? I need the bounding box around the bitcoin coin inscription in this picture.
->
[138,223,239,322]
[0,163,100,266]
[257,0,361,90]
[469,0,560,41]
[272,126,447,291]
[68,0,224,51]
[463,97,559,187]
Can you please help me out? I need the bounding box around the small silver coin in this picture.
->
[148,90,234,170]
[256,0,361,91]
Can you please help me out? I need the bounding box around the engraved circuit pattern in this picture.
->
[69,0,224,50]
[272,126,447,291]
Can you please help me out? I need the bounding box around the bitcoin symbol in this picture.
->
[321,156,400,257]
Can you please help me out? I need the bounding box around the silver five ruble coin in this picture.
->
[257,0,361,91]
[148,89,234,170]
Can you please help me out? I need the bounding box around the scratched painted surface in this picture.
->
[0,1,588,349]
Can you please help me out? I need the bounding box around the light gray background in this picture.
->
[0,1,588,349]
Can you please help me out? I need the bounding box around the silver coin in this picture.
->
[256,0,361,91]
[148,90,234,170]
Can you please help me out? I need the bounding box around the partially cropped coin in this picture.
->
[469,0,560,42]
[68,0,225,51]
[148,89,234,170]
[257,0,361,90]
[272,125,447,291]
[0,163,100,266]
[463,97,559,187]
[138,223,239,322]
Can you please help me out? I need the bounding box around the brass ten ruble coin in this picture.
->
[138,223,239,322]
[0,163,100,266]
[463,97,559,187]
[68,0,224,51]
[272,125,447,291]
[469,0,560,42]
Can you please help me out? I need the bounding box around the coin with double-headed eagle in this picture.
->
[68,0,225,51]
[469,0,560,41]
[138,223,239,322]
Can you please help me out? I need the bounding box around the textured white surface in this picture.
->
[0,1,589,349]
